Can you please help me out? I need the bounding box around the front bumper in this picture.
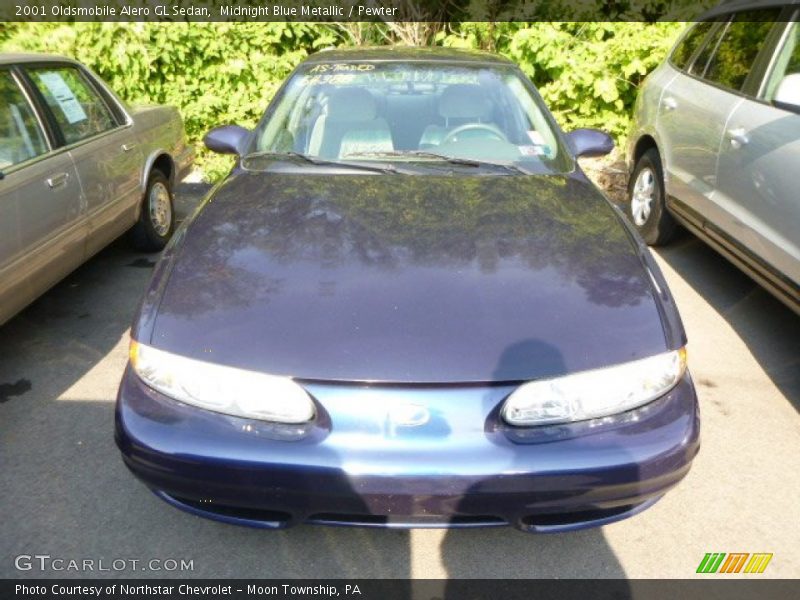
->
[115,367,700,533]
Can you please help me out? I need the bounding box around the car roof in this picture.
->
[303,46,515,66]
[0,53,79,66]
[701,0,799,19]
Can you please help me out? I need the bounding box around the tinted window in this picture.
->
[703,10,781,91]
[0,70,48,169]
[671,21,714,70]
[29,66,116,144]
[689,20,725,78]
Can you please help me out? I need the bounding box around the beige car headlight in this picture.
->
[502,348,687,426]
[129,340,315,424]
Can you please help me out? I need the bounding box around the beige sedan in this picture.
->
[0,53,193,325]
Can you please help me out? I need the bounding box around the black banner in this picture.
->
[3,579,798,600]
[2,0,726,23]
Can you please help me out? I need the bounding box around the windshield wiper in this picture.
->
[241,151,398,175]
[347,150,529,174]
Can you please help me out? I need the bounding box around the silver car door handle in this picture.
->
[121,143,137,152]
[662,96,678,111]
[46,172,69,189]
[727,128,750,149]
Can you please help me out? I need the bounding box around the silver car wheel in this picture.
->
[631,167,656,227]
[148,181,172,237]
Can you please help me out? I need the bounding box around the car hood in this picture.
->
[148,170,668,383]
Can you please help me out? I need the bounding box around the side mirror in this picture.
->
[773,73,800,113]
[566,128,614,158]
[203,125,250,155]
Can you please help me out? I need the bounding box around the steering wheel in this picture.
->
[442,123,508,145]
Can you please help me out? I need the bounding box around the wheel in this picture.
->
[131,170,174,252]
[628,148,677,246]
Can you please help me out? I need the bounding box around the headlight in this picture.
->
[129,340,315,424]
[502,348,687,426]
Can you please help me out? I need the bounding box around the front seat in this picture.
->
[308,88,394,159]
[419,84,493,149]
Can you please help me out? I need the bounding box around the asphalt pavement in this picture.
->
[0,182,798,579]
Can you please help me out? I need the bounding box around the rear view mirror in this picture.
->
[566,128,614,158]
[773,73,800,113]
[203,125,250,155]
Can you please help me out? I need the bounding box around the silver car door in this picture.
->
[0,67,84,325]
[658,12,781,227]
[25,64,143,258]
[657,20,741,220]
[715,21,800,287]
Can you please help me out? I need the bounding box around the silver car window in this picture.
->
[0,70,48,170]
[698,9,782,92]
[764,22,800,100]
[689,20,727,79]
[28,66,116,145]
[671,21,715,71]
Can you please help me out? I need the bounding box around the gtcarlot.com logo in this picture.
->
[696,552,773,574]
[14,554,194,572]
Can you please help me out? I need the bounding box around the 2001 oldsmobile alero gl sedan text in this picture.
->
[115,48,700,533]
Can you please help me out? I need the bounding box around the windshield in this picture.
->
[247,61,572,174]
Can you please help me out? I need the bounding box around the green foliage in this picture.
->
[1,21,687,181]
[443,22,684,139]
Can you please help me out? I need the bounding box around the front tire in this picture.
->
[628,149,676,246]
[131,170,174,252]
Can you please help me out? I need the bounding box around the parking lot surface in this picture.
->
[1,183,798,578]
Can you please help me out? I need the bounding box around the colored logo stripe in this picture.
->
[697,553,725,573]
[745,553,773,574]
[697,553,773,574]
[719,553,749,573]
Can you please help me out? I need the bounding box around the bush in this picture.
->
[442,22,683,138]
[2,21,686,181]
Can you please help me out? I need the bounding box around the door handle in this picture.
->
[727,128,750,149]
[662,96,678,111]
[121,143,137,152]
[46,172,69,189]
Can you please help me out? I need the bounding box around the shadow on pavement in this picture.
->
[654,235,800,412]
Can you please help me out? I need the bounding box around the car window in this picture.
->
[764,22,800,100]
[28,66,116,145]
[688,20,726,79]
[671,21,715,70]
[252,62,571,174]
[701,9,782,92]
[0,70,48,170]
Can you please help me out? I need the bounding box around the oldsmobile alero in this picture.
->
[115,48,700,533]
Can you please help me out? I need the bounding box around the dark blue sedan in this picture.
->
[115,48,699,533]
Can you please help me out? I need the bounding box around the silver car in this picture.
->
[0,54,193,325]
[627,1,799,313]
